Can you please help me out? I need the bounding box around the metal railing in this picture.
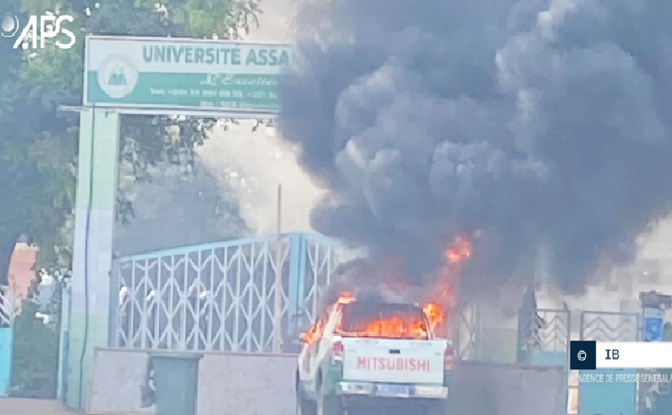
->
[455,300,481,360]
[518,307,571,353]
[580,310,641,342]
[110,232,350,353]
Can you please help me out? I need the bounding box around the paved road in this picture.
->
[0,398,76,415]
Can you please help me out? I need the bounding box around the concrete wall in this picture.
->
[450,360,566,415]
[89,348,566,415]
[198,352,296,415]
[0,397,76,415]
[87,349,150,414]
[87,348,296,415]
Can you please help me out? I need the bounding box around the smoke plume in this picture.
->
[279,0,672,295]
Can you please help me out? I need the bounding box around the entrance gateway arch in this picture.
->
[64,35,293,409]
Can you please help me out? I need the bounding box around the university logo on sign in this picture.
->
[108,69,127,86]
[97,55,139,99]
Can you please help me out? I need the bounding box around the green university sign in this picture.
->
[84,36,293,115]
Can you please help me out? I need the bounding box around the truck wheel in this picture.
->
[317,393,343,415]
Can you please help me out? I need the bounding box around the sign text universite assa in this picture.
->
[84,36,293,114]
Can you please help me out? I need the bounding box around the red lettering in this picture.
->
[357,357,368,370]
[355,357,431,371]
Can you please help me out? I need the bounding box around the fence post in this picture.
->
[287,233,305,343]
[108,259,120,347]
[57,281,72,400]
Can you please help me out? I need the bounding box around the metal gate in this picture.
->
[580,311,641,342]
[513,308,641,415]
[455,300,481,360]
[518,307,571,354]
[579,311,641,415]
[110,232,351,352]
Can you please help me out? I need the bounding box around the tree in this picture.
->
[0,0,76,282]
[10,287,62,398]
[0,0,262,283]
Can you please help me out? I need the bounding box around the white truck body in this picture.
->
[341,337,446,385]
[296,299,452,415]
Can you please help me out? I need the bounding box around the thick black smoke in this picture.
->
[279,0,672,295]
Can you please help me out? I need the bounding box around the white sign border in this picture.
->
[83,35,291,116]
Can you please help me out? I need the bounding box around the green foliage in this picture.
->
[0,0,262,281]
[0,0,262,400]
[175,0,261,38]
[10,287,62,398]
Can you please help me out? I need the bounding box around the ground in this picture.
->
[0,398,76,415]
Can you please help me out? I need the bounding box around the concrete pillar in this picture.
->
[67,108,119,409]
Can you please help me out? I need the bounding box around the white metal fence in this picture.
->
[455,300,481,360]
[110,232,487,359]
[111,233,351,352]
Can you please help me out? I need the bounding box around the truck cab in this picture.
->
[296,297,453,415]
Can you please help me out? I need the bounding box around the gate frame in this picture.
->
[579,310,642,342]
[63,34,294,409]
[107,232,347,353]
[517,307,572,356]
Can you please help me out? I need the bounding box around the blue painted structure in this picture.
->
[517,307,570,412]
[516,307,643,415]
[0,327,12,396]
[643,308,665,342]
[579,369,638,415]
[578,311,641,415]
[518,350,567,368]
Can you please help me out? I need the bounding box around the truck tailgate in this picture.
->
[341,337,446,385]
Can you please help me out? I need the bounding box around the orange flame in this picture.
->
[351,302,445,339]
[445,235,472,263]
[300,293,448,342]
[424,234,473,338]
[337,293,356,304]
[300,232,474,344]
[359,315,428,338]
[301,293,355,343]
[300,322,321,344]
[423,302,445,333]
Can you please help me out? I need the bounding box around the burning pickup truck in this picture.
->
[296,295,453,415]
